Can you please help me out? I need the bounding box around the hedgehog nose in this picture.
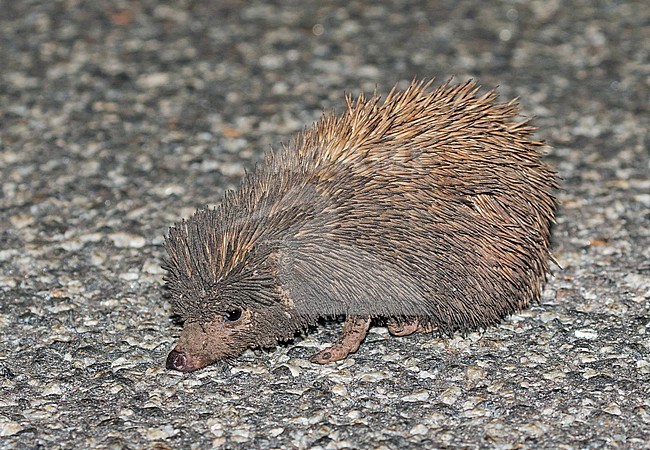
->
[166,350,188,371]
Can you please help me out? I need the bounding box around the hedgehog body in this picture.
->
[163,80,557,372]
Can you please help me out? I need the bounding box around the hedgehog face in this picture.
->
[164,251,305,372]
[166,306,255,372]
[166,296,302,372]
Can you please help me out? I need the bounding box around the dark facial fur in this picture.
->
[162,79,558,372]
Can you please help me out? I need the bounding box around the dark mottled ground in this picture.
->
[1,1,648,449]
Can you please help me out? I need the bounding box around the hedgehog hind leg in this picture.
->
[387,318,434,336]
[310,317,371,364]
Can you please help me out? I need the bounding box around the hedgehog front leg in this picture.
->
[310,317,371,364]
[387,318,433,336]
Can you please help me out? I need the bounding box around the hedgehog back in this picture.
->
[273,80,557,332]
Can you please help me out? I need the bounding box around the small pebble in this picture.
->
[110,232,146,248]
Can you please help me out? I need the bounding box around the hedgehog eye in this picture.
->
[223,307,242,323]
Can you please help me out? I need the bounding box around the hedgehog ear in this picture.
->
[275,240,427,321]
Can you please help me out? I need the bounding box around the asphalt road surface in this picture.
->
[1,1,648,449]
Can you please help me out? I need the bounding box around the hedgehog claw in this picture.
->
[310,317,371,364]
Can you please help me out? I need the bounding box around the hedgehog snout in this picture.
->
[166,349,189,371]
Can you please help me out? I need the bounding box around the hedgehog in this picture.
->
[162,79,557,372]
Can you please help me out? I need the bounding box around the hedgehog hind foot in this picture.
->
[387,318,434,336]
[310,316,371,364]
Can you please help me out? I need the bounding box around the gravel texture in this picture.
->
[1,1,649,449]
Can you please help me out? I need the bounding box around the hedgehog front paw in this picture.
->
[310,316,371,364]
